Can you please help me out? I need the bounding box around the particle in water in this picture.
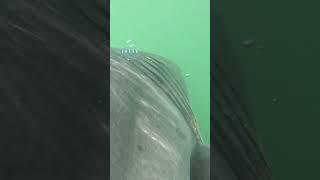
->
[185,73,191,77]
[272,98,279,103]
[242,39,255,47]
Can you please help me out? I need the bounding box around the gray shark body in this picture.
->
[110,48,210,180]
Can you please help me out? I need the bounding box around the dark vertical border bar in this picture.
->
[106,0,110,179]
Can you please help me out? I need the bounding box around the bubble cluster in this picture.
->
[121,39,139,54]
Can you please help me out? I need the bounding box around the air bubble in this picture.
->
[126,40,135,47]
[120,40,139,54]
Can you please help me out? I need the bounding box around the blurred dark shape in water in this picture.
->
[0,0,107,179]
[213,15,271,180]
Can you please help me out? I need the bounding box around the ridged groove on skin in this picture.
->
[110,48,203,142]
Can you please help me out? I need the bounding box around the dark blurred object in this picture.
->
[0,1,107,179]
[212,16,271,180]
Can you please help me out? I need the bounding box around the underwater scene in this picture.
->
[110,0,210,144]
[110,0,210,179]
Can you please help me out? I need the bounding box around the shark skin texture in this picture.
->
[110,48,210,180]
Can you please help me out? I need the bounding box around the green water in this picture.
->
[110,0,210,144]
